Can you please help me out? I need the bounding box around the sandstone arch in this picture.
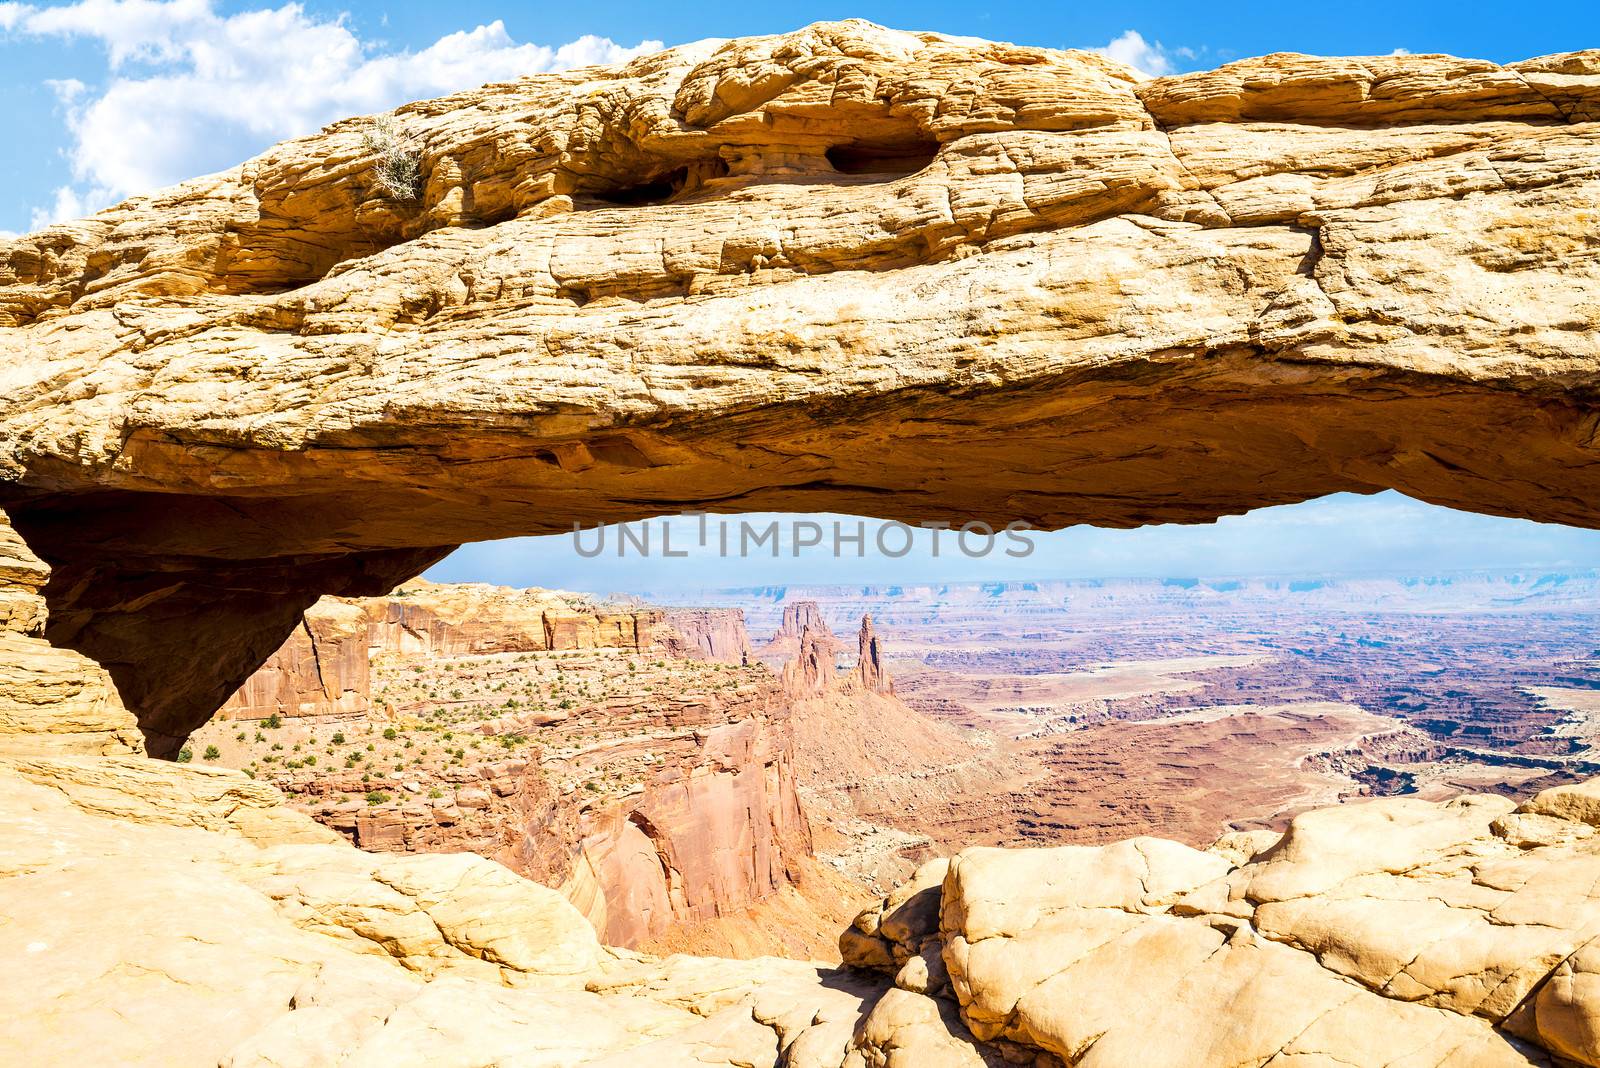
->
[2,22,1598,755]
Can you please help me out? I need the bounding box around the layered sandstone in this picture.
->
[218,597,370,720]
[17,744,1600,1064]
[843,614,893,696]
[199,586,810,953]
[365,579,678,656]
[664,607,756,664]
[843,781,1600,1066]
[0,510,141,756]
[764,601,839,666]
[3,24,1599,751]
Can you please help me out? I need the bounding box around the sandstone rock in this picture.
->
[5,20,1600,1068]
[0,507,142,756]
[226,598,819,956]
[568,715,811,948]
[2,753,339,846]
[0,758,865,1067]
[664,607,756,665]
[1206,827,1282,866]
[935,810,1559,1065]
[842,614,893,696]
[220,597,370,720]
[3,25,1598,748]
[1519,779,1600,827]
[16,744,1600,1066]
[844,857,949,968]
[783,625,840,696]
[1493,810,1596,849]
[847,987,1007,1068]
[765,602,839,664]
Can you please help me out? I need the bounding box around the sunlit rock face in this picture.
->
[14,742,1600,1064]
[1,22,1598,752]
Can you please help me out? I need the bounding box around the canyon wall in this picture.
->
[217,599,370,720]
[209,581,811,951]
[663,607,756,664]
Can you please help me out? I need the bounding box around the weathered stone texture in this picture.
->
[3,23,1597,750]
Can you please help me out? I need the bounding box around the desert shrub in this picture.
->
[366,790,390,805]
[361,117,423,201]
[203,745,221,760]
[176,746,193,763]
[263,713,281,729]
[383,727,398,740]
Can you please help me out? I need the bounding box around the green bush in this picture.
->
[176,746,193,763]
[365,790,391,806]
[203,745,220,760]
[263,713,281,729]
[332,732,346,745]
[382,727,398,740]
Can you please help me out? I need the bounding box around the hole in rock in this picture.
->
[591,159,731,207]
[825,139,940,177]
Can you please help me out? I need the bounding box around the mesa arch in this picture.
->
[1,21,1597,756]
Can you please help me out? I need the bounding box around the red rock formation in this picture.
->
[843,614,893,696]
[762,601,838,666]
[214,584,816,953]
[565,717,810,947]
[664,608,755,665]
[779,602,833,642]
[782,626,838,697]
[218,600,369,720]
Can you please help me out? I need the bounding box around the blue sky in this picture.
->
[4,2,1598,592]
[424,494,1600,594]
[4,0,1598,233]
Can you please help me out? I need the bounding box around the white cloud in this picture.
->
[1093,29,1179,78]
[30,184,116,230]
[44,76,86,102]
[3,1,662,228]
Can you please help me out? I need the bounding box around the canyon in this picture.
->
[194,578,1021,956]
[2,18,1600,1068]
[186,566,1600,972]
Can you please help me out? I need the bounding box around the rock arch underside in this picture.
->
[4,20,1600,1067]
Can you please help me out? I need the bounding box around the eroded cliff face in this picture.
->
[202,582,815,953]
[0,509,141,755]
[15,743,1600,1065]
[2,22,1597,752]
[218,599,371,720]
[664,608,756,665]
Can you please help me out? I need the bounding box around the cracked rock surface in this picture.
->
[1,22,1598,751]
[18,748,1600,1064]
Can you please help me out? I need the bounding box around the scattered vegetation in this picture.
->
[361,116,424,201]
